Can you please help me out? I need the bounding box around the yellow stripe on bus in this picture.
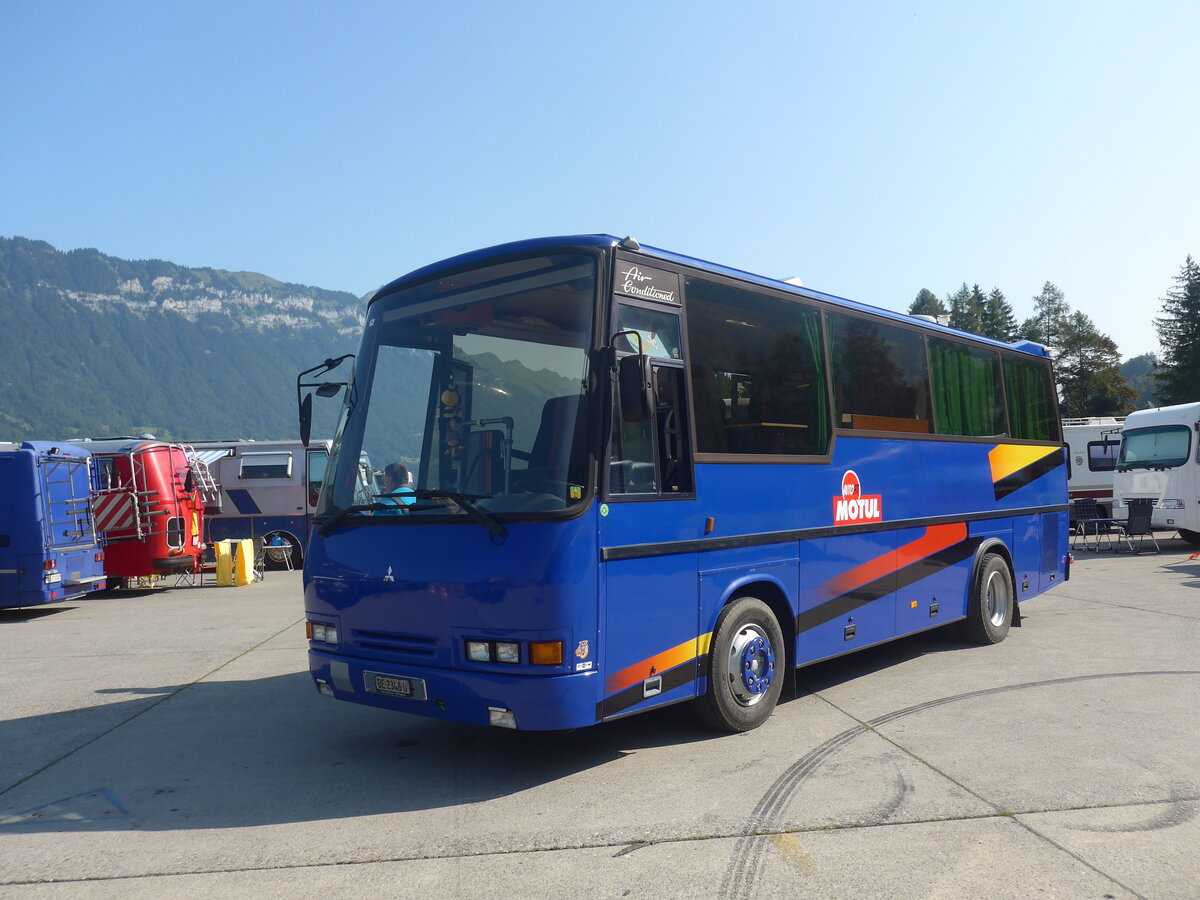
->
[988,444,1060,484]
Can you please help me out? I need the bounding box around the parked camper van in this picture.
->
[0,441,107,608]
[1063,417,1124,519]
[1113,401,1200,544]
[186,439,347,568]
[73,439,212,580]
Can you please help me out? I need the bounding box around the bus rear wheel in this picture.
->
[261,532,303,569]
[694,596,785,733]
[957,552,1013,644]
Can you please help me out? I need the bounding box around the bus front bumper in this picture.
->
[308,649,602,731]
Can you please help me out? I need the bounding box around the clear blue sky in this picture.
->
[3,1,1197,360]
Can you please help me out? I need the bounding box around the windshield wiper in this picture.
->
[412,489,508,543]
[315,503,390,535]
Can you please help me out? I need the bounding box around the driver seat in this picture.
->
[516,394,583,489]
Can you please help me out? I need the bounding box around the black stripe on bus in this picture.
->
[793,538,983,634]
[597,535,987,720]
[598,659,698,720]
[993,451,1066,501]
[600,504,1067,562]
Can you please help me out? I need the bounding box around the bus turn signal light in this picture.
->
[530,641,563,666]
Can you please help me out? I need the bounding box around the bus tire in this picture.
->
[262,532,303,569]
[957,552,1013,645]
[694,596,785,733]
[1178,529,1200,547]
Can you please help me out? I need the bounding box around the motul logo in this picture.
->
[833,470,883,525]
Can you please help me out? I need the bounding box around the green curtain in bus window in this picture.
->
[1003,356,1058,441]
[929,339,1007,437]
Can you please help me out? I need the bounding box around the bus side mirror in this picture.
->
[299,393,313,448]
[296,354,354,449]
[618,353,655,423]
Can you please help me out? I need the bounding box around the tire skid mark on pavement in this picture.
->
[721,670,1200,899]
[1060,786,1199,834]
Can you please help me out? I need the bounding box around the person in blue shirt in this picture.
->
[377,462,416,513]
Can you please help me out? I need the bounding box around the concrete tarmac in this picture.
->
[2,537,1198,898]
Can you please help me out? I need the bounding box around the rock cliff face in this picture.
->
[65,273,365,332]
[0,236,364,442]
[4,237,364,333]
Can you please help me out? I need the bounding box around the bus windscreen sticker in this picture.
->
[833,470,882,525]
[614,261,681,304]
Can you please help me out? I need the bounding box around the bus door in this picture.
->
[599,297,701,720]
[306,448,329,510]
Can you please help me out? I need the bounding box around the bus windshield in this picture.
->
[320,252,597,523]
[1117,425,1192,470]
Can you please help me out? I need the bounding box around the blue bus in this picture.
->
[0,441,107,609]
[302,235,1068,732]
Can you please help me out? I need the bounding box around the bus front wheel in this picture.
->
[957,553,1013,645]
[1178,529,1200,547]
[695,596,785,733]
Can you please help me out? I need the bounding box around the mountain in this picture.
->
[1119,353,1159,410]
[0,237,365,443]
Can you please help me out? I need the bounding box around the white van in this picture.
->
[1063,417,1124,519]
[1113,401,1200,544]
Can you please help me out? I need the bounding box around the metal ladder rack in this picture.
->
[38,453,96,545]
[180,444,220,507]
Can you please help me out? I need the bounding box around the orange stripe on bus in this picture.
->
[602,524,967,699]
[820,522,967,601]
[604,632,712,696]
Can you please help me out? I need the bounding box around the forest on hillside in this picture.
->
[0,237,364,443]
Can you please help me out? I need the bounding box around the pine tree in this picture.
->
[946,283,973,332]
[1019,282,1070,349]
[907,288,947,319]
[982,288,1017,342]
[965,285,987,334]
[1153,255,1200,405]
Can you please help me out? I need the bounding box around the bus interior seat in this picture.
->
[513,394,583,491]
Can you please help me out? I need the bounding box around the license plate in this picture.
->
[367,672,427,700]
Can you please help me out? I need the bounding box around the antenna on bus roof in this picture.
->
[783,276,803,286]
[619,236,641,251]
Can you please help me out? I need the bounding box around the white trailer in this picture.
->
[1063,417,1124,519]
[1113,401,1200,544]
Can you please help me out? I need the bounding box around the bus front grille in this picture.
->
[350,628,439,658]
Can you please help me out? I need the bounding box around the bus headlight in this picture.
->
[1161,499,1184,509]
[465,640,522,663]
[495,642,521,663]
[306,621,338,645]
